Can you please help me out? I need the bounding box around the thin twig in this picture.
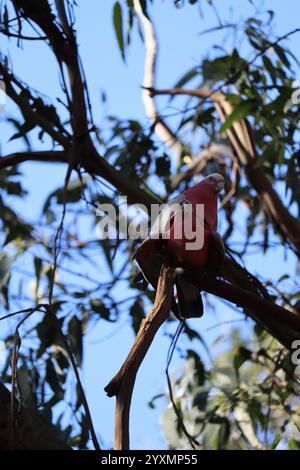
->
[165,321,201,449]
[45,305,101,450]
[11,305,46,448]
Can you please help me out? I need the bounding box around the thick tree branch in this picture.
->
[0,144,160,211]
[1,4,158,211]
[81,143,160,209]
[1,4,160,209]
[104,264,175,450]
[184,265,300,350]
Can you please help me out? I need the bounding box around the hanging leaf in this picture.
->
[68,316,83,365]
[113,2,125,61]
[129,298,145,334]
[90,299,115,322]
[46,358,63,395]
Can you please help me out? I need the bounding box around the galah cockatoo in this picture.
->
[134,173,225,319]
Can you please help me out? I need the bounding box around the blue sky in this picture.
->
[1,0,300,449]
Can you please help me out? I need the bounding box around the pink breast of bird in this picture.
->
[166,180,219,268]
[166,210,210,268]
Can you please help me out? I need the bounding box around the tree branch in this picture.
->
[2,150,297,350]
[133,0,184,162]
[149,87,300,254]
[183,265,300,350]
[104,264,175,450]
[104,256,299,450]
[0,151,68,170]
[0,62,70,147]
[0,144,160,211]
[80,142,161,210]
[12,0,89,138]
[171,143,232,189]
[2,147,297,350]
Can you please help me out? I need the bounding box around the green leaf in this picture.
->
[42,178,87,215]
[80,413,90,448]
[34,257,42,299]
[101,239,114,273]
[202,53,247,83]
[224,93,241,106]
[288,438,300,450]
[90,299,114,321]
[186,349,205,386]
[270,434,281,449]
[139,0,149,17]
[0,253,12,288]
[220,99,257,132]
[233,346,252,376]
[129,298,145,334]
[18,364,37,407]
[9,119,36,143]
[68,316,83,365]
[113,2,125,61]
[211,418,230,449]
[3,6,9,35]
[37,314,62,354]
[202,57,228,82]
[194,106,215,127]
[274,44,290,68]
[46,358,63,394]
[155,155,171,178]
[174,67,199,89]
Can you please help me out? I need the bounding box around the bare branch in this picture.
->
[0,143,161,211]
[105,264,175,450]
[171,143,232,189]
[133,0,184,162]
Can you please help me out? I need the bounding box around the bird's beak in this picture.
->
[205,173,225,192]
[216,179,225,192]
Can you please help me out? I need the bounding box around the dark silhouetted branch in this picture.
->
[0,151,68,170]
